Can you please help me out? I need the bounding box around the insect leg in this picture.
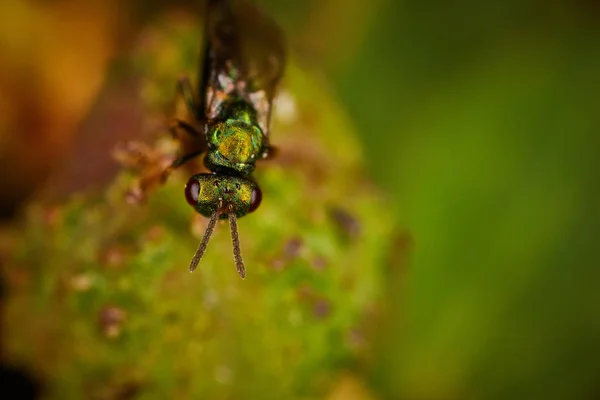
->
[169,119,202,140]
[177,76,201,120]
[261,142,279,160]
[169,150,204,170]
[160,150,205,183]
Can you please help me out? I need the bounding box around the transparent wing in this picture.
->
[199,0,286,136]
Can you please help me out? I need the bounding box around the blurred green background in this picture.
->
[278,1,600,398]
[1,0,599,399]
[312,1,600,399]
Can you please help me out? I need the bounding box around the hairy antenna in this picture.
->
[189,203,222,272]
[228,210,246,279]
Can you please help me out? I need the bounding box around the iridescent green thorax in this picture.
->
[205,99,265,175]
[187,174,257,218]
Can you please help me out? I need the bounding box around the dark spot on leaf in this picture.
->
[345,328,366,351]
[165,310,180,323]
[84,379,142,400]
[102,246,126,269]
[313,299,331,319]
[312,256,327,271]
[270,258,285,271]
[296,284,314,300]
[98,305,127,339]
[114,381,142,400]
[144,225,166,242]
[270,237,303,270]
[329,207,361,240]
[284,237,303,259]
[42,206,61,228]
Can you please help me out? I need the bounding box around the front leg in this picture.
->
[160,150,205,182]
[114,77,206,204]
[119,149,205,205]
[177,76,201,121]
[169,118,202,140]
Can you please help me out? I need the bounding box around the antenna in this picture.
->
[228,210,246,279]
[189,202,222,272]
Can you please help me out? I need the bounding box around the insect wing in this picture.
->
[200,0,286,135]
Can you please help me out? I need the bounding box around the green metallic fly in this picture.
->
[165,0,286,279]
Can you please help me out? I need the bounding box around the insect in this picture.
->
[164,0,285,278]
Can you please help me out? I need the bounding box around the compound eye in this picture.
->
[248,186,262,213]
[185,177,200,206]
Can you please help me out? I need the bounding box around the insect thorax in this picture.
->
[205,99,266,175]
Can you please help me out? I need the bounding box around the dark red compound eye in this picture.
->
[248,186,262,213]
[185,177,200,207]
